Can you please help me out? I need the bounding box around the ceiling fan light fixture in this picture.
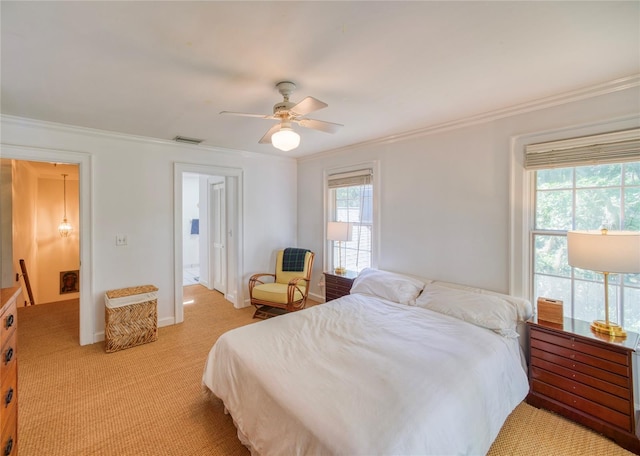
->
[272,127,300,152]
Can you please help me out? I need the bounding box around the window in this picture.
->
[327,168,374,273]
[527,129,640,332]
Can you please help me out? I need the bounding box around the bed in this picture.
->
[202,268,533,455]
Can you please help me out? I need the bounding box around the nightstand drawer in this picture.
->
[531,337,629,377]
[531,346,629,388]
[325,280,352,294]
[324,272,356,302]
[531,379,632,431]
[531,365,631,413]
[531,329,629,366]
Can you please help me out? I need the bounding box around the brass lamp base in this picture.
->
[334,267,346,275]
[591,320,626,338]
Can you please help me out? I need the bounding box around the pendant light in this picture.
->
[58,173,72,237]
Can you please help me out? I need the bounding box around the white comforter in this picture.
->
[203,294,528,455]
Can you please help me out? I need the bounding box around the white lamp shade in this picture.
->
[271,127,300,152]
[327,222,353,242]
[567,230,640,273]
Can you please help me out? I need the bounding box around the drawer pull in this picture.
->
[4,388,13,407]
[3,437,12,456]
[4,315,13,330]
[3,348,12,365]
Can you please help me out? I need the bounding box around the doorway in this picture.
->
[181,174,227,294]
[173,163,244,324]
[0,145,93,345]
[9,161,80,306]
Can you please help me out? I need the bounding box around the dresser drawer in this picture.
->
[530,347,629,388]
[531,336,629,377]
[326,290,347,301]
[324,272,355,302]
[0,302,16,350]
[0,405,16,456]
[532,379,632,431]
[0,363,17,430]
[531,329,629,366]
[531,365,631,414]
[0,331,16,382]
[325,275,353,290]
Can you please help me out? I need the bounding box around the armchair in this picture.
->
[248,249,315,319]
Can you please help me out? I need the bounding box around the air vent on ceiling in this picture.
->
[173,135,204,145]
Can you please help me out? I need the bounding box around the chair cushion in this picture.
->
[252,283,306,305]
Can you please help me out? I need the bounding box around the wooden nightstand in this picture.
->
[527,317,640,453]
[323,270,357,302]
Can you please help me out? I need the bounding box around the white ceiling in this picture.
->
[1,1,638,158]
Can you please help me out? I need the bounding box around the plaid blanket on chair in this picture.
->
[282,248,310,272]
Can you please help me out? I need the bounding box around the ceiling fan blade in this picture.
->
[258,123,282,144]
[220,111,274,119]
[296,118,343,134]
[289,97,328,116]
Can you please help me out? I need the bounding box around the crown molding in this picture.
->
[299,74,640,164]
[0,114,294,163]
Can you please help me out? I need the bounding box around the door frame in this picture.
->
[173,163,243,323]
[1,144,93,345]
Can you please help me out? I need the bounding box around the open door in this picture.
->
[210,181,226,294]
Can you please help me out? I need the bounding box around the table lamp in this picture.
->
[567,229,640,338]
[327,222,352,275]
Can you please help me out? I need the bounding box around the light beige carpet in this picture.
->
[17,286,632,455]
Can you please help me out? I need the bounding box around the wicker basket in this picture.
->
[104,285,158,353]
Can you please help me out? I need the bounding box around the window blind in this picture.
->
[327,169,373,189]
[524,128,640,170]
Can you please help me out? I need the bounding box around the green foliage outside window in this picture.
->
[533,162,640,332]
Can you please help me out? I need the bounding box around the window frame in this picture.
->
[530,163,639,326]
[510,117,640,300]
[323,161,380,274]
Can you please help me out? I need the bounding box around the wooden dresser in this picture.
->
[0,287,19,456]
[527,317,640,453]
[323,271,357,302]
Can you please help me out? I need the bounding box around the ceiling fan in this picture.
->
[220,81,343,152]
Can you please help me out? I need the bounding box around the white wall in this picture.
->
[10,161,39,302]
[297,85,640,300]
[0,116,297,343]
[0,160,14,288]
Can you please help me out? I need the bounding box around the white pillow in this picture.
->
[431,280,532,322]
[414,283,518,337]
[350,268,425,305]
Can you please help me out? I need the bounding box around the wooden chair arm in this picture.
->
[288,277,308,287]
[287,277,309,308]
[249,273,276,295]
